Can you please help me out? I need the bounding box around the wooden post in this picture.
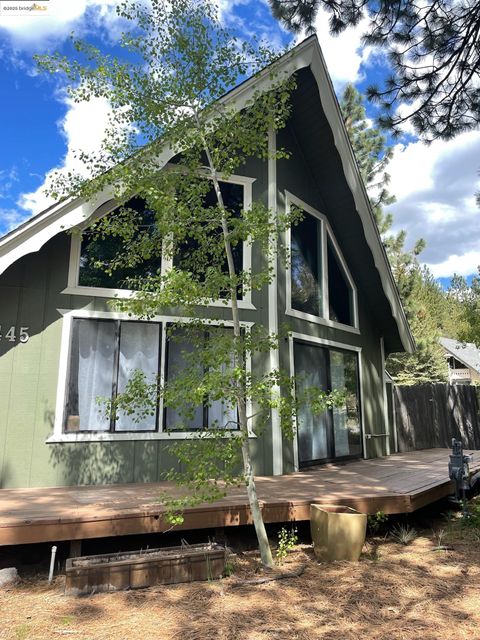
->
[214,527,226,544]
[69,539,82,558]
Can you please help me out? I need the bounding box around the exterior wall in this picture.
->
[0,157,274,489]
[0,122,392,489]
[276,122,389,471]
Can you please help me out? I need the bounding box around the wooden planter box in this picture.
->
[65,543,228,595]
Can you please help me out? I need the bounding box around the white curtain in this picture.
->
[77,320,116,431]
[330,351,349,457]
[166,328,237,431]
[294,341,329,462]
[116,322,160,431]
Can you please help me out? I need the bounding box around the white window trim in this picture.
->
[63,173,256,310]
[284,191,359,334]
[47,308,255,443]
[288,331,366,471]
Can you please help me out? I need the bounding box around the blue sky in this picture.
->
[0,0,479,283]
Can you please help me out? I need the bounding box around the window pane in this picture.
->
[330,350,362,458]
[79,197,162,290]
[165,329,204,431]
[294,341,330,463]
[291,212,323,316]
[65,319,116,432]
[173,182,243,296]
[165,326,238,431]
[115,322,160,432]
[207,327,237,430]
[327,238,353,326]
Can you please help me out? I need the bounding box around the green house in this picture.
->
[0,37,413,489]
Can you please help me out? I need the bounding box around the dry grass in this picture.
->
[2,527,480,640]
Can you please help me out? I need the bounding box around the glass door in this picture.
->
[294,340,362,466]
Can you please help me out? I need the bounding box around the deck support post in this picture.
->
[214,527,227,544]
[69,539,82,558]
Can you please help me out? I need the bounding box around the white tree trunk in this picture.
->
[201,137,274,568]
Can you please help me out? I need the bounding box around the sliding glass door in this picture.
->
[294,340,362,466]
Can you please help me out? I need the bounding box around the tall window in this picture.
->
[330,349,362,458]
[65,319,160,432]
[290,211,323,316]
[78,197,162,290]
[327,236,354,327]
[294,340,361,465]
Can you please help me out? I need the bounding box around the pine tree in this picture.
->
[269,0,480,141]
[447,271,480,346]
[340,84,447,384]
[340,84,395,234]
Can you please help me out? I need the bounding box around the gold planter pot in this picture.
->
[310,504,367,562]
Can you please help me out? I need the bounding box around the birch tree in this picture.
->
[37,0,342,567]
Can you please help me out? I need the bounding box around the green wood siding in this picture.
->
[0,157,272,488]
[0,79,397,488]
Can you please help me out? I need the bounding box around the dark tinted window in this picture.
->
[291,212,323,316]
[327,237,353,326]
[79,198,162,290]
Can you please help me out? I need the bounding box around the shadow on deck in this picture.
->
[0,448,478,546]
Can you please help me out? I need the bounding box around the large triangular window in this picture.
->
[286,193,357,330]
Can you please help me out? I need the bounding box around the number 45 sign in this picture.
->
[0,325,30,343]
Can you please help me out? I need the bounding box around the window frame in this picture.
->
[285,191,359,333]
[162,323,240,433]
[63,173,256,310]
[288,331,365,471]
[63,317,163,435]
[48,309,254,443]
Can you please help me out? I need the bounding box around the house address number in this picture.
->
[0,325,30,343]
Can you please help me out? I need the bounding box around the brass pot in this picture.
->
[310,504,367,562]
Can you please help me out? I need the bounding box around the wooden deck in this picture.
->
[0,448,478,546]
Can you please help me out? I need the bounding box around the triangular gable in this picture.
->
[0,36,414,353]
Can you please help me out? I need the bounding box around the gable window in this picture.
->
[78,197,162,291]
[64,318,161,433]
[327,235,354,327]
[291,210,323,316]
[286,192,357,331]
[67,175,254,308]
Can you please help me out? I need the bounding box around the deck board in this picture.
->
[0,448,478,546]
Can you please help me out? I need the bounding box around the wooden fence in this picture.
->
[394,383,480,451]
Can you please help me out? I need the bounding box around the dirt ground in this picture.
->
[2,508,480,640]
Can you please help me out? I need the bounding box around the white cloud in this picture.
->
[0,207,30,232]
[0,167,19,199]
[0,0,120,48]
[308,7,371,87]
[387,130,480,277]
[428,252,480,278]
[19,96,114,216]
